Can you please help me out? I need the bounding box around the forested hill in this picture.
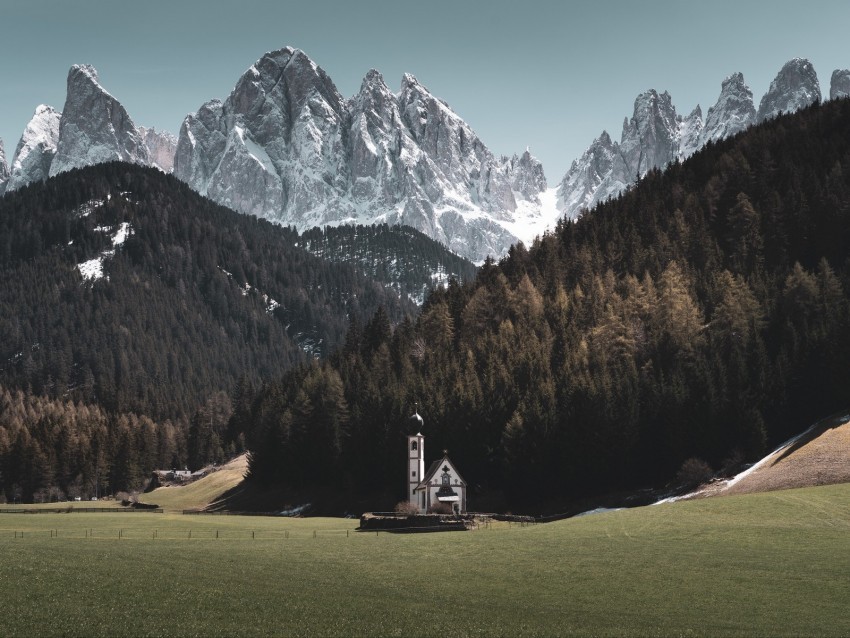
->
[245,98,850,512]
[0,162,415,421]
[298,225,478,305]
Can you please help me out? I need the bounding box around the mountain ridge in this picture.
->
[556,57,839,220]
[174,47,548,263]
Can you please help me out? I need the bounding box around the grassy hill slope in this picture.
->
[1,483,850,636]
[140,454,247,512]
[681,411,850,499]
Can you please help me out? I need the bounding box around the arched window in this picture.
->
[411,441,418,451]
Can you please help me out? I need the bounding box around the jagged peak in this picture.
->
[194,99,224,118]
[70,63,98,83]
[16,104,61,146]
[784,57,815,72]
[66,64,120,102]
[722,71,746,88]
[758,57,821,122]
[401,72,420,90]
[358,68,391,95]
[33,104,59,117]
[830,69,850,100]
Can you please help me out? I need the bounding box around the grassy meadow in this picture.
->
[1,484,849,637]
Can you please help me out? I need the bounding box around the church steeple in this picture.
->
[407,406,425,511]
[408,403,424,435]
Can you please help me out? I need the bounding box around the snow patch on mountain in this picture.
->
[499,187,561,247]
[76,222,133,283]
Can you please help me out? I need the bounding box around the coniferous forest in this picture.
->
[245,99,850,511]
[3,100,850,509]
[0,164,478,501]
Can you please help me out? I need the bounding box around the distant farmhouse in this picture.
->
[407,411,467,514]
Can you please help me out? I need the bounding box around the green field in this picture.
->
[1,484,849,637]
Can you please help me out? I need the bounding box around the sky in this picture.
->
[2,0,850,182]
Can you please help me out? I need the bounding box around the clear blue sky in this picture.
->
[2,0,849,182]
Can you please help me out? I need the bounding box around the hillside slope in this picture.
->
[141,454,248,512]
[0,162,414,419]
[680,412,850,499]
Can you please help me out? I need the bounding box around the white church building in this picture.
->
[407,412,467,514]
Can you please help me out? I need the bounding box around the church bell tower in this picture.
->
[407,410,425,510]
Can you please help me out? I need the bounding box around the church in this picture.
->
[406,411,467,514]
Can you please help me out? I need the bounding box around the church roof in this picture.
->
[414,455,467,490]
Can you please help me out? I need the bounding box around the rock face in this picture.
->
[6,105,62,192]
[139,126,177,172]
[699,72,756,146]
[175,48,544,262]
[757,58,821,122]
[50,65,150,177]
[622,90,679,176]
[558,90,684,218]
[678,106,704,160]
[557,131,618,216]
[557,59,826,220]
[830,69,850,100]
[0,139,9,195]
[505,150,547,202]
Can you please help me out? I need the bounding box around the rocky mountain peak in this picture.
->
[700,72,756,146]
[361,68,388,90]
[354,69,394,106]
[505,149,547,202]
[557,60,829,222]
[620,88,679,178]
[6,104,62,192]
[830,69,850,100]
[757,58,821,122]
[401,72,420,90]
[173,46,535,262]
[0,139,9,195]
[556,130,619,218]
[49,64,149,177]
[71,64,99,84]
